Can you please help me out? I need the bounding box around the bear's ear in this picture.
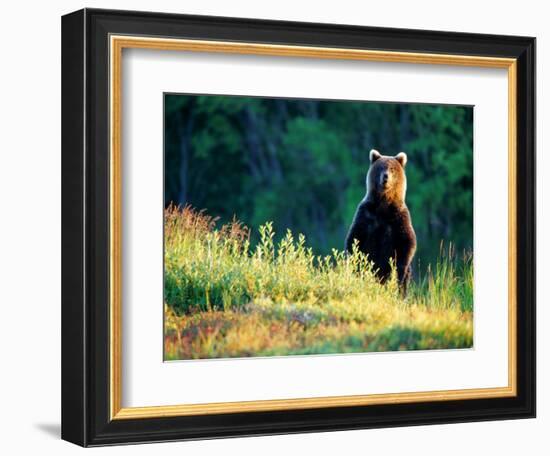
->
[370,149,381,163]
[395,152,407,168]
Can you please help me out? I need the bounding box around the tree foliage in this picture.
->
[164,94,473,266]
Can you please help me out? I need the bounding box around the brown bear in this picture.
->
[345,149,417,294]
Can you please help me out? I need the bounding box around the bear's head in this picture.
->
[366,149,408,203]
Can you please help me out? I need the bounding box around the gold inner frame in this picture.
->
[109,35,517,420]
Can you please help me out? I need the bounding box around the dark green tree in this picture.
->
[164,94,473,268]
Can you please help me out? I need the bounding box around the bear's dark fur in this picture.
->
[345,149,417,294]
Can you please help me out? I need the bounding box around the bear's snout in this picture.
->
[380,171,390,187]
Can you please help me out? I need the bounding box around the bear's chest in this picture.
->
[368,218,394,245]
[361,211,398,262]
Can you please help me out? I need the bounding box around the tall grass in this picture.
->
[410,243,474,313]
[164,205,473,359]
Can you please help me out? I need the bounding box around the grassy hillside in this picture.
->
[164,206,473,360]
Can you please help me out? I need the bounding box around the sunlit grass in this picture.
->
[164,205,473,360]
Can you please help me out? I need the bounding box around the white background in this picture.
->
[123,50,509,407]
[0,0,546,454]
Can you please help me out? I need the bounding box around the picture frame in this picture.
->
[61,8,536,447]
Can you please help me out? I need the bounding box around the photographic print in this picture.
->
[62,11,535,445]
[163,94,474,360]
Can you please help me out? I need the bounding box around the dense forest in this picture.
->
[164,94,473,267]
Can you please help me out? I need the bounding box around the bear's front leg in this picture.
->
[394,213,416,297]
[344,202,370,255]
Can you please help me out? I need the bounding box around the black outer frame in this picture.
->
[61,8,536,447]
